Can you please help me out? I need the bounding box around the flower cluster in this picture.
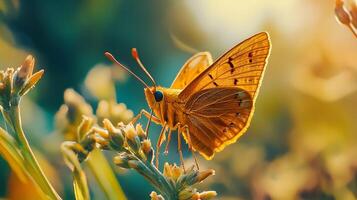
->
[335,0,357,38]
[160,163,216,200]
[55,89,133,141]
[0,55,61,199]
[61,114,216,200]
[0,55,43,110]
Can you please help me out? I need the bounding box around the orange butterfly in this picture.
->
[106,32,271,165]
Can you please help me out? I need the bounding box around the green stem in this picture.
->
[128,149,176,200]
[9,105,61,200]
[86,149,127,200]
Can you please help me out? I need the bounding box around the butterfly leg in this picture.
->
[131,109,161,125]
[184,126,199,170]
[177,125,186,172]
[155,123,167,168]
[164,129,172,155]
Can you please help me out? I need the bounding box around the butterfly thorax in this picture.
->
[144,86,185,129]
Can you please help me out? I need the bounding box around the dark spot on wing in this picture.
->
[234,78,238,85]
[213,82,218,86]
[228,57,234,73]
[208,74,213,79]
[249,58,253,63]
[238,99,242,106]
[248,52,253,57]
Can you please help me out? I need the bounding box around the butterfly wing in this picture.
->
[171,52,213,89]
[178,32,271,159]
[179,32,270,100]
[182,87,253,159]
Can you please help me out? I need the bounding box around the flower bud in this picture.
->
[141,139,152,155]
[123,124,141,151]
[13,55,34,93]
[124,124,137,141]
[150,191,164,200]
[20,55,35,78]
[128,160,140,169]
[113,153,132,169]
[335,0,351,25]
[197,191,217,200]
[80,133,96,153]
[163,162,173,179]
[196,169,215,183]
[171,165,183,181]
[191,192,200,200]
[103,119,125,151]
[136,123,146,139]
[19,69,44,96]
[140,139,153,162]
[77,116,94,141]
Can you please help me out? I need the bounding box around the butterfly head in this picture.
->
[144,86,164,109]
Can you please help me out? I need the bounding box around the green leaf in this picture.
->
[87,149,127,200]
[0,127,29,182]
[73,169,90,200]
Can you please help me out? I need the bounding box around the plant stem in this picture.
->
[129,151,177,200]
[87,149,127,200]
[9,105,61,200]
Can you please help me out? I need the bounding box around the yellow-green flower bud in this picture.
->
[103,119,125,151]
[196,169,215,183]
[197,191,217,200]
[136,123,146,139]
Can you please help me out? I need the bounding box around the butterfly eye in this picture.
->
[154,90,163,102]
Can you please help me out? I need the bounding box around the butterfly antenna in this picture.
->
[131,48,157,87]
[105,52,151,89]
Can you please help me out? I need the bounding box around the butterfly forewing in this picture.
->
[182,87,253,159]
[171,52,213,89]
[179,32,270,100]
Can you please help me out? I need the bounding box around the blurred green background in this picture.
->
[1,0,357,199]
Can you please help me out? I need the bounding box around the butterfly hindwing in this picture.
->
[182,87,253,159]
[171,52,213,89]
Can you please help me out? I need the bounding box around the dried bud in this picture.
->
[13,55,34,92]
[20,55,35,78]
[335,0,351,25]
